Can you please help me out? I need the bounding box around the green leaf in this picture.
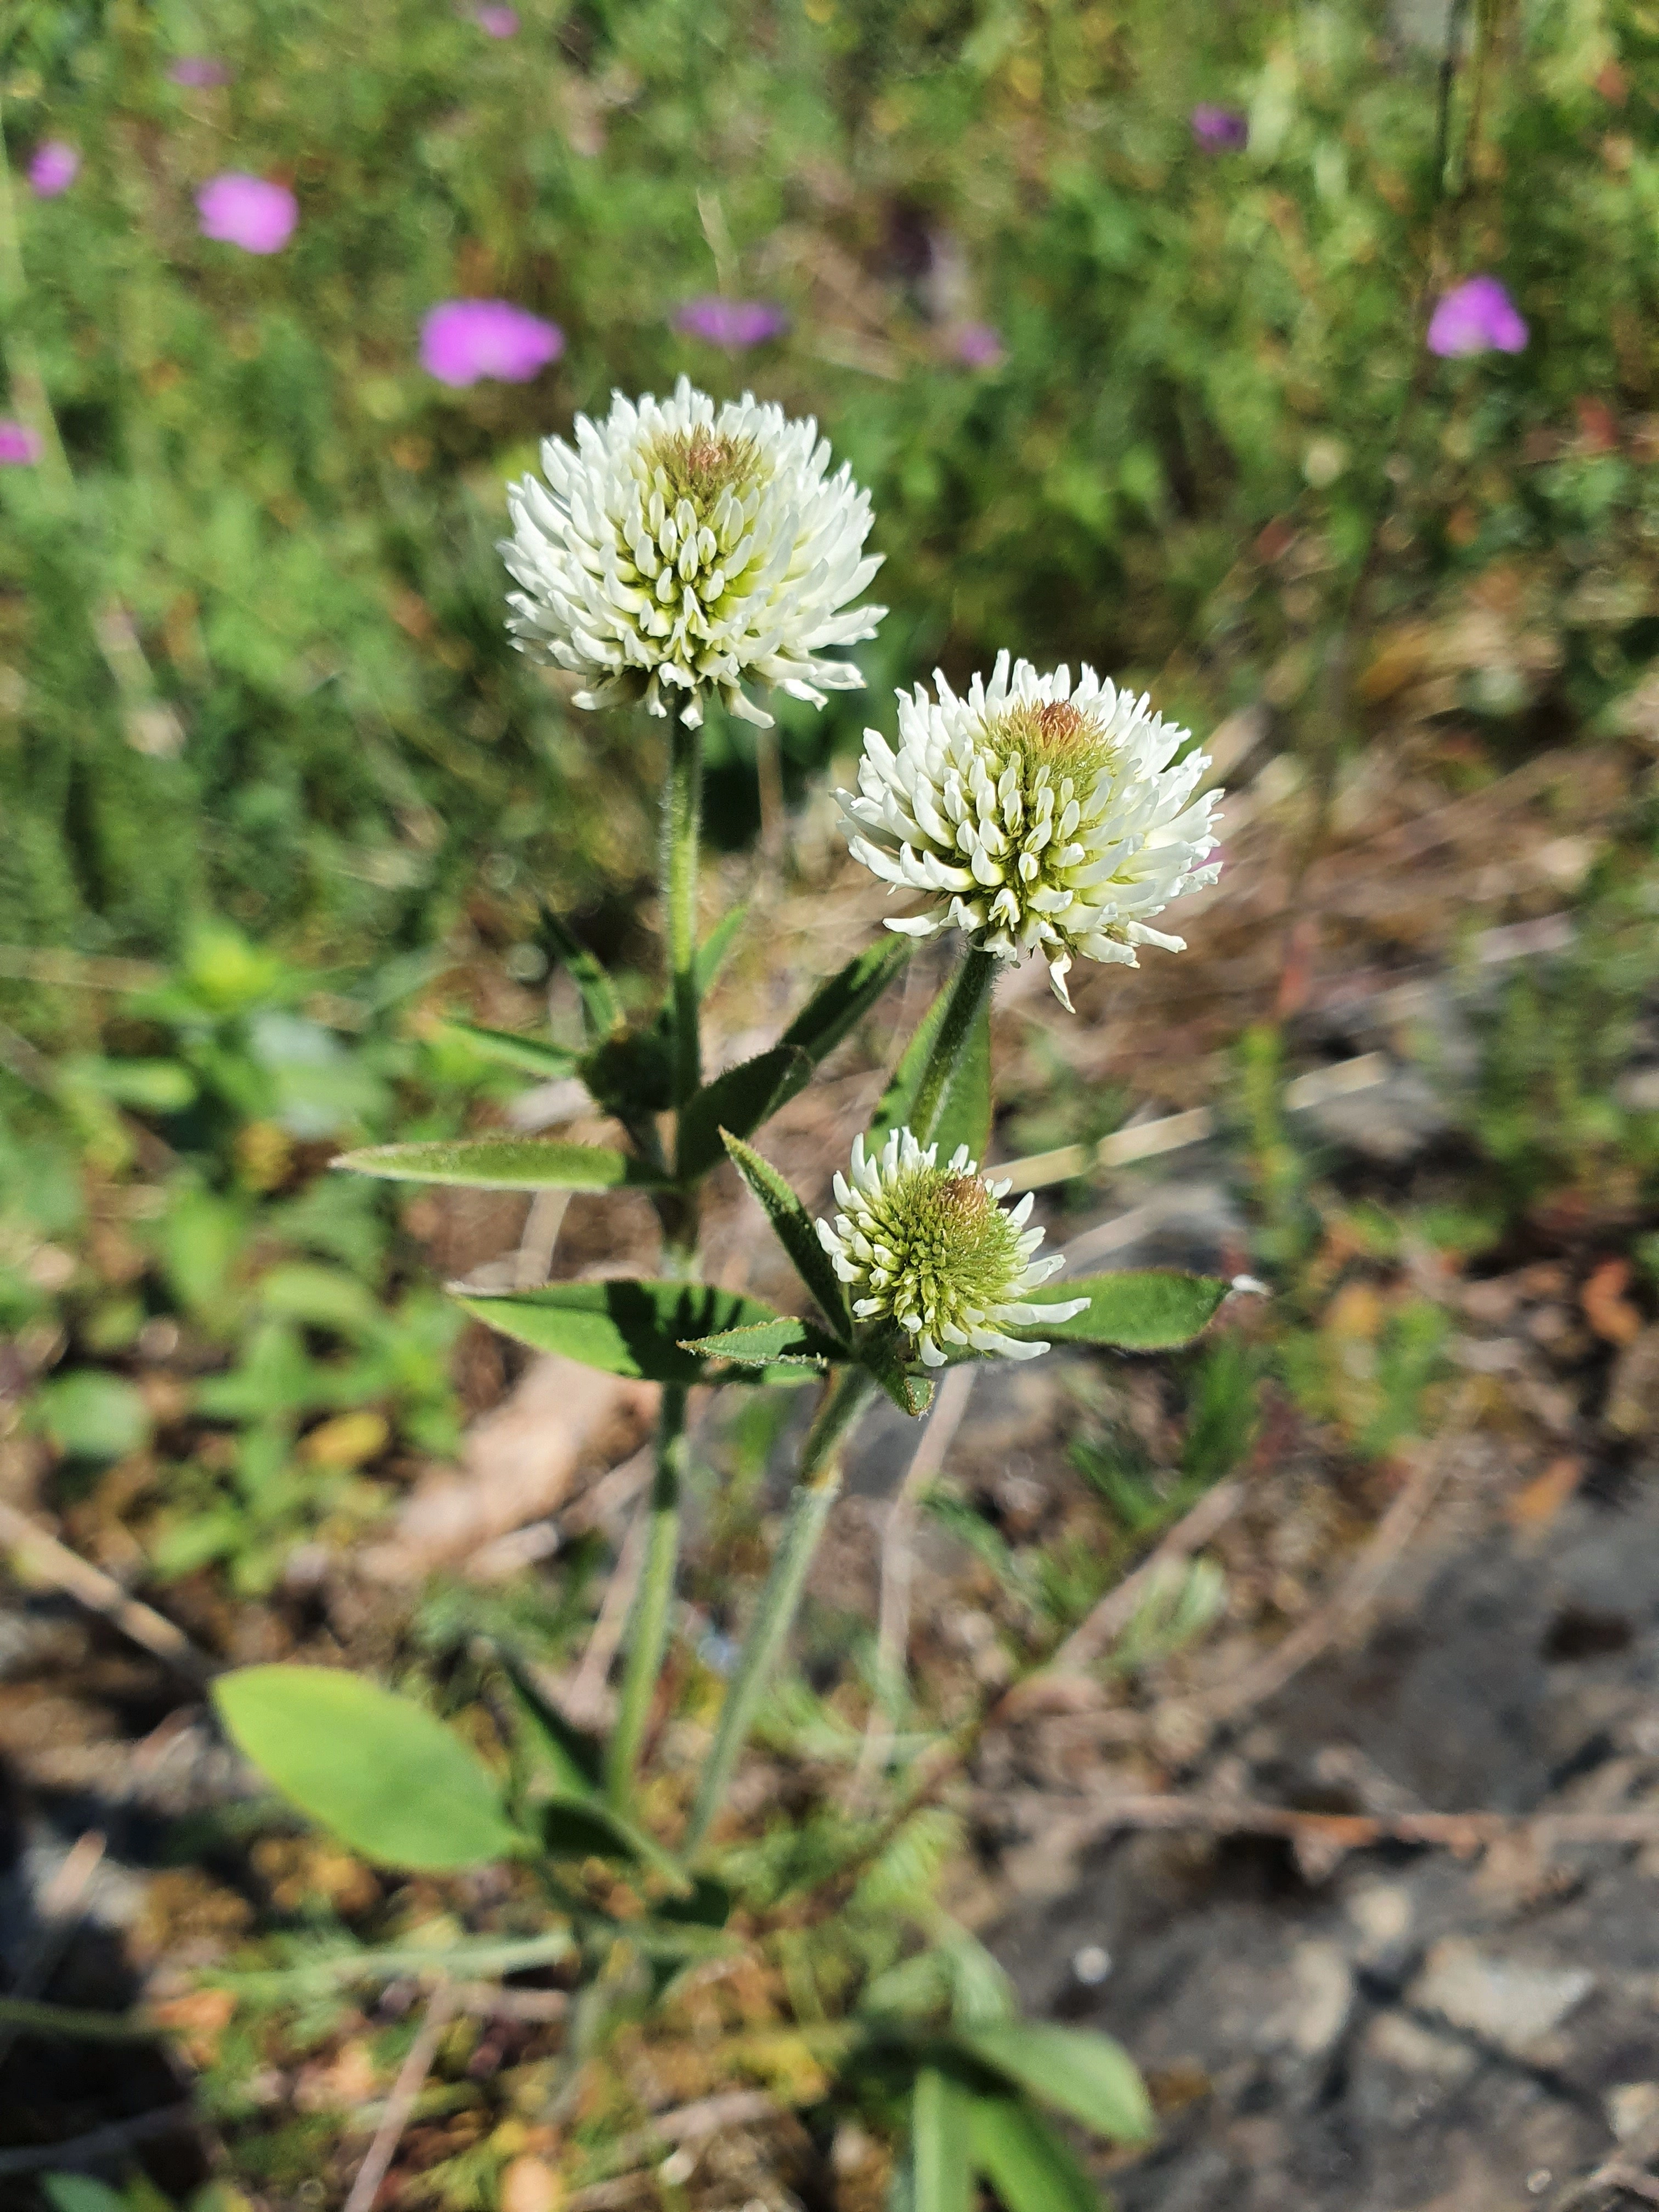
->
[872,979,991,1164]
[213,1666,522,1872]
[679,1317,844,1367]
[437,1019,581,1079]
[913,2066,973,2212]
[966,2093,1101,2212]
[932,996,991,1164]
[780,937,913,1065]
[500,1653,605,1796]
[41,2179,131,2212]
[32,1372,153,1461]
[676,1045,811,1180]
[862,1339,934,1419]
[719,1131,851,1336]
[955,2022,1154,2143]
[334,1138,667,1190]
[537,907,621,1042]
[456,1279,811,1385]
[696,905,748,998]
[537,1796,692,1894]
[581,1026,674,1119]
[1018,1271,1230,1351]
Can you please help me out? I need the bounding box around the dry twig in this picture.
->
[0,1501,216,1688]
[343,1983,460,2212]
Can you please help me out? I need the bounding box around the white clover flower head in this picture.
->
[838,652,1223,1009]
[501,376,885,727]
[814,1127,1088,1369]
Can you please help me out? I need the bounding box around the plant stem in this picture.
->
[664,704,704,1124]
[683,1365,877,1858]
[907,946,997,1149]
[605,1381,689,1809]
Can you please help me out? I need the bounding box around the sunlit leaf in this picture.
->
[720,1131,851,1336]
[676,1045,811,1179]
[335,1138,667,1189]
[966,2092,1101,2212]
[954,2021,1154,2142]
[437,1019,582,1079]
[913,2066,973,2212]
[456,1279,812,1385]
[213,1666,522,1872]
[1017,1271,1229,1350]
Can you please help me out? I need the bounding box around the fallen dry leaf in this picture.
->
[1581,1255,1644,1346]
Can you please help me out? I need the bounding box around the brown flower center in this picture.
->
[645,428,765,512]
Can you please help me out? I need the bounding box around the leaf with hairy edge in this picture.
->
[456,1279,815,1386]
[676,1045,812,1181]
[696,905,748,998]
[335,1138,668,1190]
[679,1317,845,1367]
[720,1131,851,1337]
[213,1667,522,1872]
[954,2022,1154,2143]
[780,936,913,1065]
[966,2094,1101,2212]
[913,2066,973,2212]
[862,1339,933,1418]
[872,980,991,1164]
[436,1020,582,1079]
[931,997,991,1165]
[1017,1271,1230,1351]
[537,907,621,1041]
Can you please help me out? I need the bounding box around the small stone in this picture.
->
[1409,1938,1593,2057]
[1345,1879,1414,1960]
[499,2158,561,2212]
[1073,1943,1113,1985]
[1364,2010,1479,2083]
[1288,1941,1353,2056]
[1607,2082,1659,2142]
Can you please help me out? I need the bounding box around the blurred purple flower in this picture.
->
[673,295,789,351]
[197,173,298,254]
[473,5,520,31]
[952,320,1006,370]
[1426,274,1528,358]
[0,421,41,465]
[1190,104,1249,151]
[420,299,563,386]
[28,142,80,197]
[169,57,231,87]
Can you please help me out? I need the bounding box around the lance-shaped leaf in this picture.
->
[456,1279,816,1386]
[213,1666,522,1872]
[676,1044,811,1181]
[679,1316,845,1368]
[335,1138,668,1190]
[780,936,913,1066]
[912,2066,974,2212]
[952,2022,1154,2143]
[966,2094,1101,2212]
[696,905,747,999]
[537,907,621,1041]
[500,1657,691,1893]
[500,1652,605,1796]
[872,977,992,1163]
[1015,1271,1230,1351]
[720,1130,851,1337]
[436,1020,582,1080]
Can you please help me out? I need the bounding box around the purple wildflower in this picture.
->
[28,142,79,198]
[0,421,42,465]
[420,300,563,386]
[169,57,232,87]
[473,5,520,31]
[952,320,1006,371]
[196,174,298,255]
[1426,275,1528,358]
[673,295,789,351]
[1190,104,1249,151]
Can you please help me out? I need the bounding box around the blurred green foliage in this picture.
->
[2,0,1656,968]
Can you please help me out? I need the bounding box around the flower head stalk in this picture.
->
[501,375,884,726]
[839,652,1222,1009]
[816,1127,1087,1368]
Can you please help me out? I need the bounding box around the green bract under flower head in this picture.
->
[815,1127,1088,1368]
[839,652,1222,1008]
[501,377,886,728]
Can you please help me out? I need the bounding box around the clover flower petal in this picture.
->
[814,1127,1087,1370]
[501,376,885,726]
[838,653,1222,1009]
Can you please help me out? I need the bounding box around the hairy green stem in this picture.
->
[605,1382,689,1809]
[664,706,704,1124]
[907,946,998,1149]
[684,1365,877,1858]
